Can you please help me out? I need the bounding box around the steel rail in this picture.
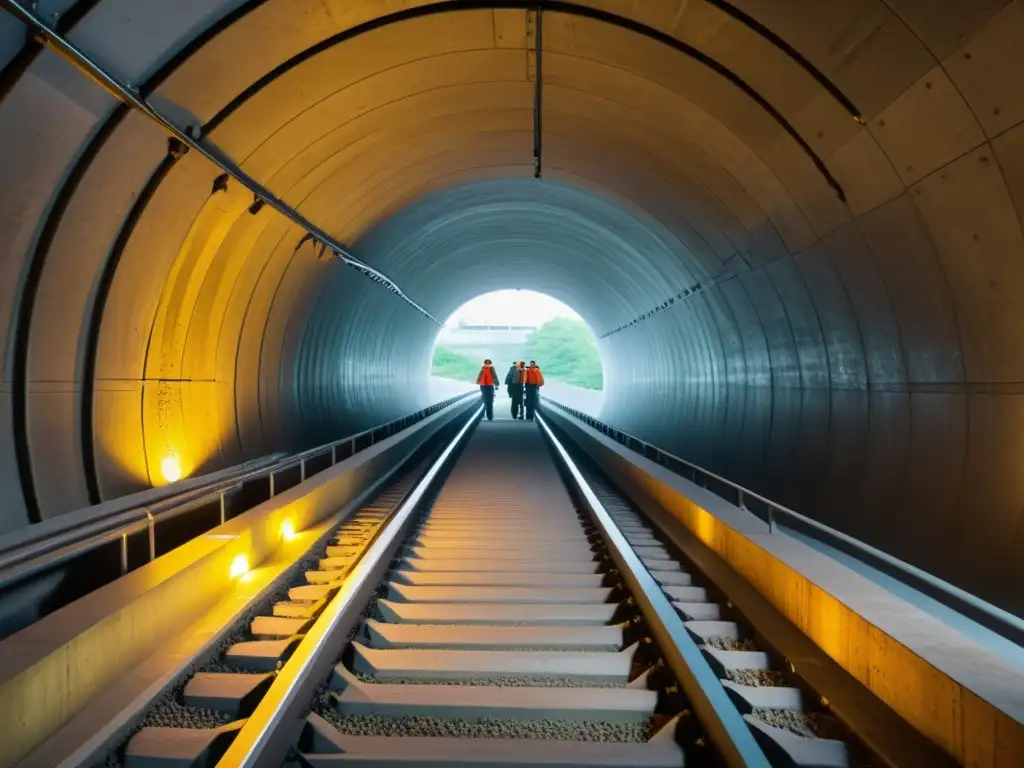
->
[543,397,1024,649]
[220,405,483,767]
[0,0,441,326]
[0,392,473,590]
[537,412,772,768]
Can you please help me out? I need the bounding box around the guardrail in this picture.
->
[0,454,286,581]
[0,392,474,600]
[544,398,1024,649]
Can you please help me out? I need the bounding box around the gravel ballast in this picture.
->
[705,636,759,652]
[354,672,627,688]
[726,668,789,687]
[317,711,648,743]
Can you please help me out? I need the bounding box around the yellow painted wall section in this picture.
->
[143,188,252,485]
[190,206,275,378]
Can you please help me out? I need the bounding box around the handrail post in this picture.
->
[331,444,337,465]
[120,533,129,575]
[300,458,306,482]
[220,491,227,525]
[737,489,745,511]
[768,505,776,533]
[146,510,155,562]
[269,472,275,498]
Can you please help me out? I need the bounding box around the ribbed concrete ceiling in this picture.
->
[1,0,1023,614]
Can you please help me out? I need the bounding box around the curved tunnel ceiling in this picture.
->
[1,0,1024,615]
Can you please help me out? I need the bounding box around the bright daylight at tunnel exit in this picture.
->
[430,290,605,409]
[0,2,1022,768]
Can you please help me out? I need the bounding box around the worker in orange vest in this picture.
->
[476,358,497,421]
[523,360,545,421]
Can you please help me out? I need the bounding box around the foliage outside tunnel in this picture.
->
[432,318,603,390]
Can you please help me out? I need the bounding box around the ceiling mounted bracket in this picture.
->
[0,0,442,325]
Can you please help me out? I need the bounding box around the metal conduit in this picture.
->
[0,0,442,326]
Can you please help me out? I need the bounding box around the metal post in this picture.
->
[768,506,776,533]
[120,533,129,575]
[331,444,337,465]
[737,490,745,511]
[351,437,356,456]
[269,472,275,498]
[220,491,227,524]
[146,510,156,562]
[300,458,306,482]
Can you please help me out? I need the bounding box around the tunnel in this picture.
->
[1,0,1023,620]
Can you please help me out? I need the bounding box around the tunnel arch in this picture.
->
[0,0,1022,614]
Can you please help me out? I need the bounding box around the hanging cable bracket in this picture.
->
[0,0,442,325]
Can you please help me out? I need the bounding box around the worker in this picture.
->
[523,360,544,420]
[515,360,527,419]
[505,361,524,419]
[476,358,497,421]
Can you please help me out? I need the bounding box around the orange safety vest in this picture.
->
[525,366,544,386]
[477,366,495,386]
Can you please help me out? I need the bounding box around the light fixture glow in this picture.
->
[160,455,182,483]
[229,553,250,579]
[280,518,296,542]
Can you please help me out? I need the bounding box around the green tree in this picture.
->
[525,318,603,390]
[431,346,482,382]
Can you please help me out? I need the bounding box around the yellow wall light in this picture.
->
[160,454,183,483]
[280,518,296,542]
[229,553,250,579]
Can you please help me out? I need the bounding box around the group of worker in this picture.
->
[475,359,544,421]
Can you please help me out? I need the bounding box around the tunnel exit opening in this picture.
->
[430,289,605,415]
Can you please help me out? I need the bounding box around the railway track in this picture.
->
[573,464,863,768]
[111,409,875,768]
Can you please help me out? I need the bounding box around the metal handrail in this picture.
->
[544,398,1024,648]
[268,392,475,481]
[0,392,475,590]
[0,452,286,560]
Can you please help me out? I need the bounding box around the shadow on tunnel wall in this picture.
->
[602,384,1024,617]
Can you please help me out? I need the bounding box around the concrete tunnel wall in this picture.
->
[1,1,1024,614]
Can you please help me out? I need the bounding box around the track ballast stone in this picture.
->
[354,673,628,688]
[727,668,789,687]
[318,711,649,743]
[754,707,817,738]
[706,636,759,652]
[139,693,232,730]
